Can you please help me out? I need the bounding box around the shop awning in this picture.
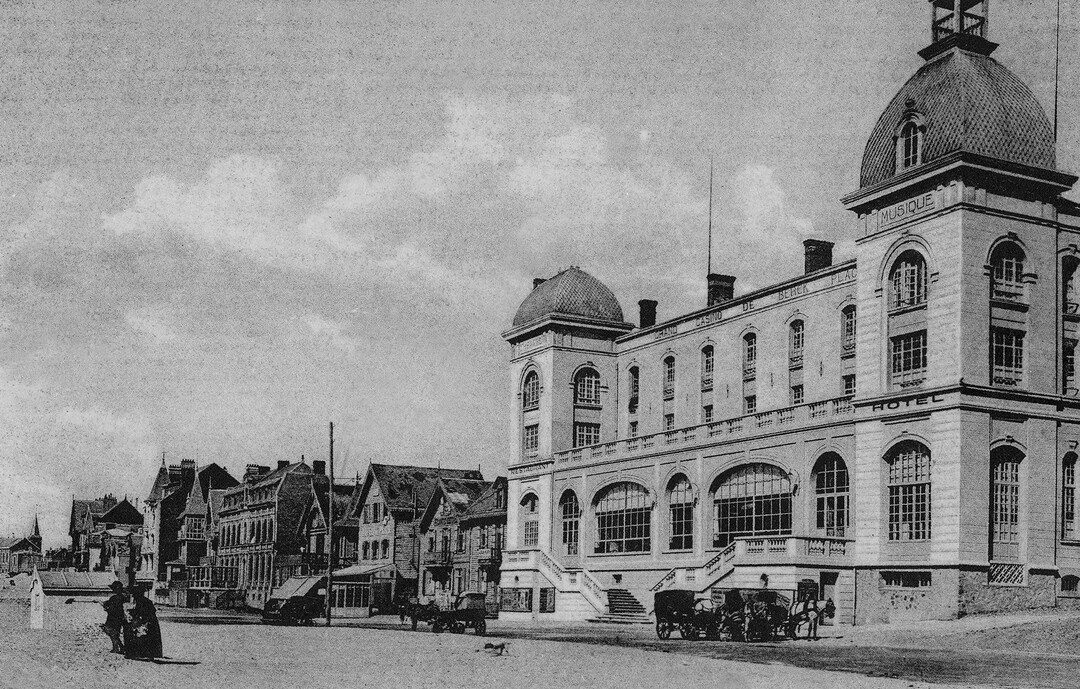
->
[332,562,394,579]
[270,575,322,601]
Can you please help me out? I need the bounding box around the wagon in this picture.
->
[653,589,721,640]
[262,576,324,626]
[414,592,487,635]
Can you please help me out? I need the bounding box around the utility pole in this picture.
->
[324,421,335,626]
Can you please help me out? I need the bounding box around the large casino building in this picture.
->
[498,1,1080,625]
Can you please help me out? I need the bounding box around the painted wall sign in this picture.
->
[879,192,936,229]
[830,267,857,285]
[694,311,723,328]
[871,393,945,412]
[653,325,678,341]
[776,284,809,303]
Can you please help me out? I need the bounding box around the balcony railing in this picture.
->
[476,546,502,564]
[743,364,756,380]
[788,352,803,368]
[548,396,856,468]
[188,565,239,590]
[701,375,713,391]
[421,550,454,567]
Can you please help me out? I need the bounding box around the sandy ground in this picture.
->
[0,596,968,689]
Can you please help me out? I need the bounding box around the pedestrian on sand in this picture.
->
[123,584,163,660]
[101,580,126,654]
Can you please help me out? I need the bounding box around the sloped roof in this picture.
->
[861,45,1056,188]
[146,463,175,503]
[462,477,508,522]
[512,267,627,328]
[99,499,143,527]
[368,464,484,512]
[36,570,118,593]
[419,477,491,532]
[207,489,226,521]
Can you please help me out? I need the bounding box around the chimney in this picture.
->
[244,464,269,483]
[532,277,547,290]
[277,460,289,470]
[168,464,182,481]
[638,299,658,329]
[804,239,834,274]
[180,459,196,485]
[312,460,326,475]
[707,274,736,306]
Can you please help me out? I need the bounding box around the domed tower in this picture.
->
[502,267,632,552]
[843,1,1080,623]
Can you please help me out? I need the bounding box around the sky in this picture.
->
[2,0,1078,547]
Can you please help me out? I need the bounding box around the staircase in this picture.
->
[588,588,651,625]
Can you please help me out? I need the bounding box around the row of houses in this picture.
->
[66,456,508,616]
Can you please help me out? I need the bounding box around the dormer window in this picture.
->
[894,114,926,173]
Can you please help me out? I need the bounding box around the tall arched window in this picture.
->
[559,491,581,556]
[1064,257,1080,313]
[662,356,676,398]
[628,366,640,413]
[1064,453,1077,540]
[701,346,714,390]
[899,120,922,169]
[594,482,651,554]
[990,447,1023,561]
[522,370,540,410]
[789,320,805,366]
[886,441,931,541]
[712,463,792,548]
[668,475,694,550]
[574,368,601,406]
[520,494,539,548]
[841,305,857,356]
[990,242,1026,302]
[889,251,927,310]
[813,454,849,537]
[743,333,757,379]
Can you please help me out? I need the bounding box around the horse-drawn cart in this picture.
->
[409,592,487,635]
[654,587,834,642]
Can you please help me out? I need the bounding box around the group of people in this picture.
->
[101,581,163,660]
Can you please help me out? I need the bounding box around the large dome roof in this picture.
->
[512,267,625,328]
[860,47,1055,189]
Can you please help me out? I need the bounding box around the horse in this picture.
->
[786,597,836,640]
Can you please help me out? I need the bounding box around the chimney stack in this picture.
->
[277,460,289,470]
[533,277,547,290]
[312,460,326,475]
[638,299,658,329]
[803,239,834,274]
[707,274,736,306]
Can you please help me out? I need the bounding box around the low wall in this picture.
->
[957,568,1057,616]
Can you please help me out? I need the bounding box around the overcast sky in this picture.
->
[2,0,1077,546]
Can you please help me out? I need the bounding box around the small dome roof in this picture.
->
[513,267,625,327]
[860,47,1055,189]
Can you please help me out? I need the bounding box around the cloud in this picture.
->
[303,314,359,354]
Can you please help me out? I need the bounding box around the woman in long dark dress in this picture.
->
[123,585,163,659]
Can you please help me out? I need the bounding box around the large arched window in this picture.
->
[743,333,757,379]
[574,368,601,406]
[990,242,1026,302]
[701,346,714,390]
[789,320,805,366]
[886,441,931,541]
[662,356,676,398]
[668,475,694,550]
[594,482,651,554]
[990,446,1023,561]
[889,250,927,310]
[813,454,849,537]
[522,370,540,410]
[1064,453,1077,540]
[559,491,581,556]
[628,366,640,413]
[899,120,922,170]
[520,494,539,548]
[712,463,792,548]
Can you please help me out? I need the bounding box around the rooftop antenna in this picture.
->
[706,157,715,275]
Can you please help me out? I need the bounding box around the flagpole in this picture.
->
[324,421,334,626]
[1054,0,1062,141]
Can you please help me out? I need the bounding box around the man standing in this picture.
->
[101,580,126,654]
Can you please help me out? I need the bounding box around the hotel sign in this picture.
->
[879,192,936,229]
[870,393,945,412]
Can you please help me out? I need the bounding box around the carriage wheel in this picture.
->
[679,624,699,640]
[432,619,444,633]
[656,619,673,640]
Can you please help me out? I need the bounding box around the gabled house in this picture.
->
[349,463,484,612]
[1,515,43,575]
[69,494,118,570]
[297,479,356,572]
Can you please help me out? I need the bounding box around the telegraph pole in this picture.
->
[324,422,335,626]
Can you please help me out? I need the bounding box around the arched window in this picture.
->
[520,494,539,548]
[381,539,390,559]
[575,368,601,406]
[662,356,676,398]
[990,447,1023,561]
[594,482,651,554]
[789,320,805,366]
[1064,257,1080,313]
[841,305,856,356]
[628,367,640,413]
[743,334,757,379]
[522,370,540,410]
[701,346,714,390]
[889,250,927,310]
[813,454,849,537]
[668,476,694,550]
[712,463,792,548]
[886,441,931,541]
[559,491,581,556]
[899,120,922,170]
[990,242,1026,302]
[1063,453,1077,540]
